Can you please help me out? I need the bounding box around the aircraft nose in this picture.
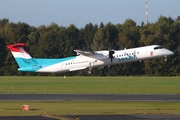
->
[166,50,174,56]
[170,51,174,55]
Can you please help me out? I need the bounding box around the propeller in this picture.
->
[109,50,115,62]
[108,43,115,63]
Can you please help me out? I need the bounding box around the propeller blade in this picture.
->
[109,50,115,63]
[108,43,115,63]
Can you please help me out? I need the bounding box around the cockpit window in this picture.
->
[154,46,163,50]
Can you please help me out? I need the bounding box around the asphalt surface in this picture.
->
[1,94,180,120]
[0,94,180,101]
[65,115,180,120]
[0,116,56,120]
[1,115,180,120]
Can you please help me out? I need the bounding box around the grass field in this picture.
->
[0,76,180,117]
[0,101,180,116]
[0,76,179,94]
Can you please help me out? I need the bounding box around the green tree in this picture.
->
[0,16,179,76]
[91,28,109,50]
[79,23,98,50]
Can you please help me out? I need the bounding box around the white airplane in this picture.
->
[7,43,174,74]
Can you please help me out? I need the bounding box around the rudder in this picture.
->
[6,43,37,69]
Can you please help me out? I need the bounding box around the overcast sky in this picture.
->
[1,0,179,28]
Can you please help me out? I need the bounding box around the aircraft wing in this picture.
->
[74,49,95,56]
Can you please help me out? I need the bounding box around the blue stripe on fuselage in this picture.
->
[117,54,136,61]
[16,56,76,72]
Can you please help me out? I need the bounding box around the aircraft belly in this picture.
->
[113,59,137,65]
[92,60,104,67]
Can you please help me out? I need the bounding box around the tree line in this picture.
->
[0,16,180,76]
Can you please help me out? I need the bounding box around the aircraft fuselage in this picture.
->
[30,45,173,73]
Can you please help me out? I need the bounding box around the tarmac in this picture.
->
[0,94,180,101]
[1,94,180,120]
[1,114,180,120]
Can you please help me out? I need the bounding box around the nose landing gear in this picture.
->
[88,63,93,75]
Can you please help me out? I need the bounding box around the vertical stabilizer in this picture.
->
[6,43,37,68]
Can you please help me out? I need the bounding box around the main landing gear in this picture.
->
[164,56,167,62]
[88,70,92,75]
[99,69,104,75]
[88,63,105,75]
[88,69,104,75]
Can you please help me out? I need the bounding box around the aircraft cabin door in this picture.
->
[61,63,66,71]
[136,50,141,59]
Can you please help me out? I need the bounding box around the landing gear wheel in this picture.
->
[165,56,167,62]
[88,70,92,75]
[99,70,104,75]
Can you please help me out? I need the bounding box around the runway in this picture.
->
[0,94,180,101]
[1,115,180,120]
[1,94,180,120]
